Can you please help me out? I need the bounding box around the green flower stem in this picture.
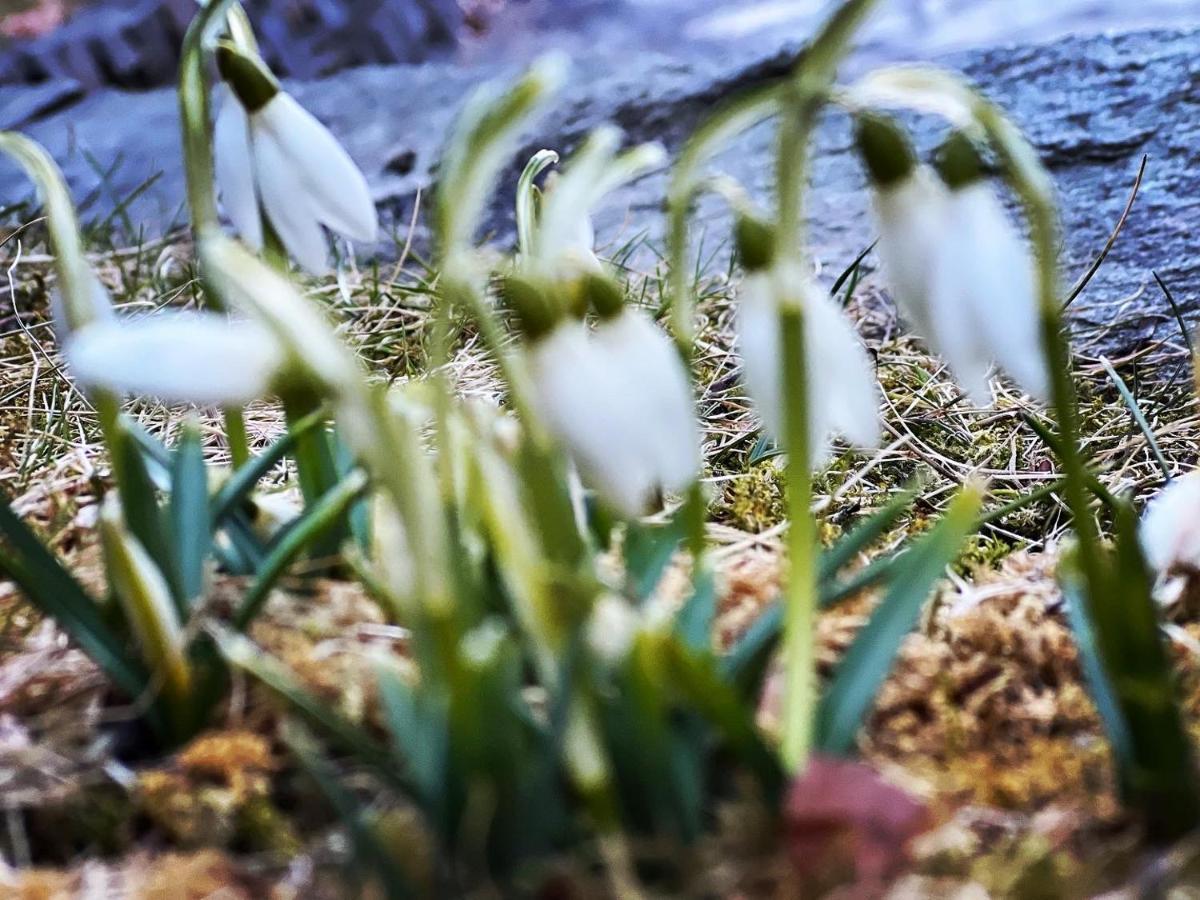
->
[775,0,879,255]
[179,0,254,469]
[223,408,251,468]
[779,304,818,771]
[666,83,783,355]
[771,0,880,773]
[0,134,127,464]
[969,104,1102,588]
[179,0,236,233]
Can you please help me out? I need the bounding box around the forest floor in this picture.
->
[1,212,1199,896]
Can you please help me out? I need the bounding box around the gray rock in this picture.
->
[1,25,1197,355]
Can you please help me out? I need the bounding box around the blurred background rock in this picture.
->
[3,0,1199,91]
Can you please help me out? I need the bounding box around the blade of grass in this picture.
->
[1153,271,1194,357]
[1100,356,1172,484]
[815,483,982,755]
[0,498,158,719]
[171,421,210,610]
[233,471,369,630]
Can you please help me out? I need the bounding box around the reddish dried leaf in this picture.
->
[784,755,930,891]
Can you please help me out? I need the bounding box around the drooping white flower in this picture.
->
[870,165,947,343]
[1140,473,1200,579]
[64,310,284,406]
[860,117,1048,406]
[526,321,660,518]
[592,307,700,494]
[736,260,881,464]
[213,50,377,275]
[930,178,1049,404]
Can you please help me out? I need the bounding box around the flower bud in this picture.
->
[934,131,987,190]
[581,270,625,321]
[734,212,776,273]
[215,42,279,113]
[500,273,561,341]
[855,113,917,188]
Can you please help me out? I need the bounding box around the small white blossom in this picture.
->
[737,262,881,463]
[592,308,701,494]
[214,85,377,275]
[527,321,659,518]
[930,181,1049,404]
[1140,473,1200,579]
[64,310,284,406]
[866,127,1049,406]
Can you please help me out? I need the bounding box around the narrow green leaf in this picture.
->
[282,720,416,898]
[111,418,177,599]
[233,470,369,630]
[815,484,982,755]
[333,426,372,553]
[662,638,785,801]
[675,565,717,652]
[376,664,449,812]
[0,504,149,700]
[819,484,919,580]
[624,515,688,603]
[1060,558,1132,764]
[171,421,210,609]
[1066,501,1200,842]
[99,497,192,712]
[212,626,398,773]
[211,404,325,523]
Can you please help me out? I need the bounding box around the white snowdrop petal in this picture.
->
[252,125,332,275]
[593,310,700,493]
[255,93,378,243]
[872,168,948,341]
[65,312,283,406]
[1141,473,1200,577]
[801,284,882,450]
[213,85,264,251]
[952,184,1050,402]
[736,269,881,460]
[735,272,786,441]
[927,247,996,406]
[528,324,657,518]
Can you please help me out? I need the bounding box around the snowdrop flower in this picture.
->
[589,274,701,497]
[859,115,1048,405]
[525,314,661,518]
[733,215,881,463]
[1140,473,1200,581]
[65,310,285,407]
[213,44,377,275]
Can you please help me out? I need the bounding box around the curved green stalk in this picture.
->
[0,133,121,441]
[179,0,254,466]
[516,149,558,259]
[779,304,817,770]
[666,83,782,353]
[770,0,881,773]
[179,0,238,233]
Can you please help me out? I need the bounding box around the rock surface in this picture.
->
[1,22,1197,354]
